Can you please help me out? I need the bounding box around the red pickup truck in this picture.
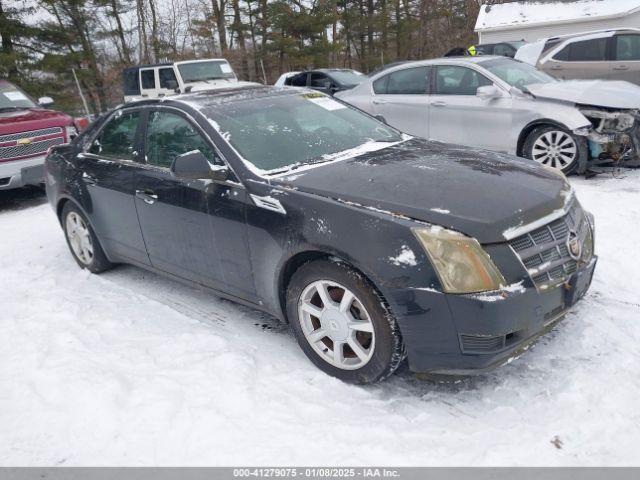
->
[0,80,84,190]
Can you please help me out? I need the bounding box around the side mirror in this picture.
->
[171,150,229,181]
[476,85,504,100]
[38,96,54,107]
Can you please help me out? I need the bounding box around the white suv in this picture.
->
[122,59,257,102]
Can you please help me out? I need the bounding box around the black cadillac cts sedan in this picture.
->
[45,86,596,383]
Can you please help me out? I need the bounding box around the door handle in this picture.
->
[549,65,564,71]
[372,98,386,105]
[613,65,630,71]
[432,101,447,107]
[135,189,158,205]
[82,172,97,186]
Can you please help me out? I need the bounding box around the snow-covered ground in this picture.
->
[1,172,639,466]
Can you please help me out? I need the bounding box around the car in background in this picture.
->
[0,80,79,190]
[337,56,640,174]
[474,41,525,58]
[278,69,365,95]
[516,29,640,84]
[45,86,595,383]
[122,58,257,102]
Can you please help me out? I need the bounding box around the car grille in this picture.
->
[0,136,65,161]
[509,201,591,289]
[0,127,63,144]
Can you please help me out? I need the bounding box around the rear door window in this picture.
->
[90,111,140,160]
[379,67,429,95]
[615,35,640,61]
[141,69,156,89]
[145,110,218,169]
[288,73,308,87]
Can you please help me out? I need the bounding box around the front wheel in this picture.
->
[286,260,404,384]
[61,202,113,273]
[523,125,586,174]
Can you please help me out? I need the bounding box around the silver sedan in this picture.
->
[337,56,640,174]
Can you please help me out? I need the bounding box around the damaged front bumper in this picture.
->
[390,256,597,377]
[575,107,640,172]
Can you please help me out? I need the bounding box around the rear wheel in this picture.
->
[286,260,404,384]
[523,125,584,174]
[62,202,113,273]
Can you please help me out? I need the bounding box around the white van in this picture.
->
[122,58,257,102]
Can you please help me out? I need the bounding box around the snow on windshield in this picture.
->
[201,92,406,176]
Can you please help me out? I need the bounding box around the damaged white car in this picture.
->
[337,56,640,174]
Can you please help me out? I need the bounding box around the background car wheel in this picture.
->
[286,259,404,384]
[523,125,586,174]
[61,202,113,274]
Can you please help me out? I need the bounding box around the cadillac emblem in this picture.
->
[566,230,582,261]
[17,138,32,146]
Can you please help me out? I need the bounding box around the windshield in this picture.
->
[480,57,556,88]
[203,92,404,174]
[177,61,236,83]
[0,82,37,110]
[329,70,365,87]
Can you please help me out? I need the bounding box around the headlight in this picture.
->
[65,125,78,141]
[412,227,506,294]
[582,212,595,263]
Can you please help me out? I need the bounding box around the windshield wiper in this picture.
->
[0,106,27,112]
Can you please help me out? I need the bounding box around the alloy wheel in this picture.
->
[531,130,577,170]
[66,211,94,265]
[298,280,375,370]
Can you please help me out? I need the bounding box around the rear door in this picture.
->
[139,68,158,98]
[370,66,430,138]
[78,109,149,265]
[428,64,512,152]
[134,107,255,298]
[610,33,640,84]
[543,36,610,80]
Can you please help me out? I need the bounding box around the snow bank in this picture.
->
[1,171,640,465]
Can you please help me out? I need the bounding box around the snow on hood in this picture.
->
[526,80,640,110]
[188,80,261,92]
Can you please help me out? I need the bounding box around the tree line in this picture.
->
[0,0,508,115]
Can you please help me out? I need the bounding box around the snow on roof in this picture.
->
[476,0,640,32]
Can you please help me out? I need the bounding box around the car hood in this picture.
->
[526,80,640,109]
[0,108,73,135]
[273,139,572,244]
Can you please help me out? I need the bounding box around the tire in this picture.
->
[523,125,586,175]
[286,259,404,384]
[61,202,113,274]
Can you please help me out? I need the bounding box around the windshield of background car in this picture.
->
[329,71,365,86]
[480,58,556,88]
[0,82,38,110]
[202,92,404,174]
[178,61,235,82]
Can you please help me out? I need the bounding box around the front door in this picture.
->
[428,65,512,152]
[370,66,430,138]
[134,108,255,299]
[609,34,640,84]
[78,109,149,265]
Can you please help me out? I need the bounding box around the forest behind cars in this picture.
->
[0,0,508,116]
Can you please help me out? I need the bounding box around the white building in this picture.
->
[475,0,640,44]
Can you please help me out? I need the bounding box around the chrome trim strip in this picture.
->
[503,190,575,241]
